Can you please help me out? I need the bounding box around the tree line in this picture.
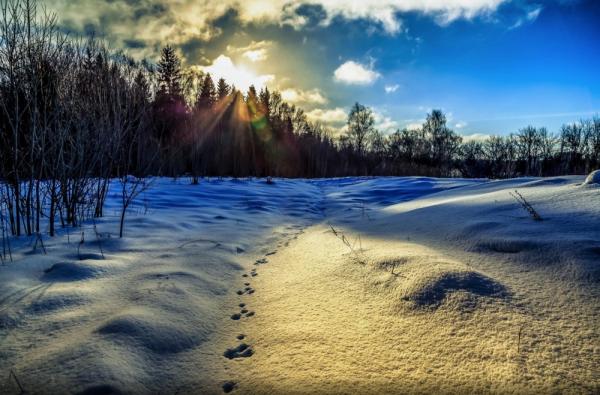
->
[363,109,600,179]
[0,0,598,241]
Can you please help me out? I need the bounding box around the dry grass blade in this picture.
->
[328,223,366,264]
[7,369,25,394]
[510,190,542,221]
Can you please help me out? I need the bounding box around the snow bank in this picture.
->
[583,169,600,185]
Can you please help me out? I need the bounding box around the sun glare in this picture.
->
[203,55,273,92]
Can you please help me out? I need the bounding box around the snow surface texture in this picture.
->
[1,176,599,394]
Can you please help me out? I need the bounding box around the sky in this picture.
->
[45,0,600,138]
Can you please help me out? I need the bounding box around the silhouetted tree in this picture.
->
[216,78,230,101]
[346,102,375,159]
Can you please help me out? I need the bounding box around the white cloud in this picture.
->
[243,49,268,62]
[461,133,491,142]
[374,112,399,133]
[404,120,425,130]
[201,55,274,92]
[279,0,506,34]
[227,41,274,62]
[334,61,381,85]
[455,121,468,129]
[527,7,542,22]
[47,0,511,62]
[384,84,400,93]
[306,107,347,124]
[281,88,328,105]
[510,6,542,29]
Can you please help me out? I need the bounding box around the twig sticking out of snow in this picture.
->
[509,190,542,221]
[77,232,85,260]
[33,233,47,255]
[329,224,366,264]
[7,369,25,394]
[93,221,105,260]
[517,325,524,354]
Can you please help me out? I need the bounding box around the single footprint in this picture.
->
[248,289,255,295]
[245,311,255,317]
[251,273,258,277]
[266,251,277,256]
[237,334,245,340]
[242,274,248,278]
[224,343,254,359]
[255,258,268,265]
[231,313,242,320]
[239,303,246,308]
[241,309,248,314]
[244,282,250,286]
[222,381,236,393]
[236,290,244,295]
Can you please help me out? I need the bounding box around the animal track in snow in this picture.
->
[224,343,254,359]
[236,286,255,295]
[222,381,236,393]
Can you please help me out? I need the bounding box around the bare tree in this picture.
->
[346,102,375,158]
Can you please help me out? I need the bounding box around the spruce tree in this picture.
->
[196,73,216,111]
[157,45,182,98]
[216,78,230,101]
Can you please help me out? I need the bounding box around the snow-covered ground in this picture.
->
[1,176,599,394]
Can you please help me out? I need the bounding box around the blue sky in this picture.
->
[47,0,600,138]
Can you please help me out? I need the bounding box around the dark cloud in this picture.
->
[123,38,146,49]
[288,3,327,28]
[132,3,168,20]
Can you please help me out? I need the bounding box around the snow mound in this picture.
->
[364,254,508,311]
[406,269,508,309]
[26,293,85,314]
[583,169,600,185]
[42,262,104,282]
[96,312,202,354]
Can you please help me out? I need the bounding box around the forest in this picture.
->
[0,0,599,239]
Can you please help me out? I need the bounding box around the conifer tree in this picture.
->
[157,45,182,98]
[196,73,216,111]
[216,78,230,101]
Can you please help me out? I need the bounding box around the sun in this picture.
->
[203,55,274,93]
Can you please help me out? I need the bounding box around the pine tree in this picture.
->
[259,87,271,121]
[157,45,182,98]
[196,73,216,111]
[216,78,230,101]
